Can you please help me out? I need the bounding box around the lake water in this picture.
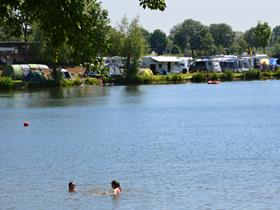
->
[1,81,280,210]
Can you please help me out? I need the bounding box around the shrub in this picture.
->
[84,78,99,85]
[207,73,220,81]
[0,77,14,90]
[61,78,82,87]
[261,71,272,79]
[273,70,280,78]
[137,68,153,76]
[136,74,153,84]
[152,75,166,83]
[190,73,207,83]
[166,74,185,82]
[72,79,82,86]
[242,70,261,80]
[220,71,234,81]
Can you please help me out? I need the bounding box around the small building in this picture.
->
[0,41,29,64]
[141,56,183,74]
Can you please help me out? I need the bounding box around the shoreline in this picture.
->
[0,70,280,92]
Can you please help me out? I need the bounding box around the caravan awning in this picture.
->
[151,56,181,62]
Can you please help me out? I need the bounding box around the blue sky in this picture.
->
[100,0,279,34]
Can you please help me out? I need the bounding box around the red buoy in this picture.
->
[24,122,29,127]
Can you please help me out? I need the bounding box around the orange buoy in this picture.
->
[24,122,29,127]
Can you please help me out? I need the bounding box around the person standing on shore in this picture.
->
[111,180,121,195]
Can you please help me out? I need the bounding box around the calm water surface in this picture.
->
[1,81,280,210]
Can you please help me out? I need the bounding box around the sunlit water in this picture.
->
[1,81,280,210]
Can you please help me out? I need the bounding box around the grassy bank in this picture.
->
[0,77,15,90]
[0,77,101,91]
[1,70,280,91]
[107,69,280,85]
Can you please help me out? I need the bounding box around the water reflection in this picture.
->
[121,85,144,105]
[124,85,142,96]
[0,86,110,109]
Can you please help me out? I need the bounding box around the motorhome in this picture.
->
[189,58,221,72]
[141,56,183,74]
[219,58,250,72]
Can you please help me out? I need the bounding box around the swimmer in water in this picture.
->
[68,181,76,192]
[111,180,121,195]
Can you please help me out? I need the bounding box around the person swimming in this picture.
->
[111,180,121,195]
[68,181,76,192]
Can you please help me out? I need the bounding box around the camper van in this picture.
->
[220,58,250,72]
[141,56,183,74]
[189,59,221,72]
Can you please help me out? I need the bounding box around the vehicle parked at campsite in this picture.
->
[61,69,72,79]
[219,58,250,72]
[189,58,221,72]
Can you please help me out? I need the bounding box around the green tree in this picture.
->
[0,0,165,67]
[108,27,125,57]
[0,26,20,41]
[170,19,208,56]
[209,23,235,50]
[149,29,168,55]
[170,45,181,55]
[201,32,215,56]
[140,27,151,53]
[1,0,109,67]
[114,17,146,78]
[230,32,248,55]
[271,26,280,44]
[0,4,33,60]
[139,0,166,10]
[254,22,272,52]
[28,23,74,64]
[272,38,280,58]
[244,27,256,53]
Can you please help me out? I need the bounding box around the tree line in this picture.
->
[1,0,280,76]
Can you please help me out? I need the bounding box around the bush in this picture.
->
[220,71,234,81]
[261,71,272,79]
[137,68,153,76]
[166,74,185,82]
[0,77,14,90]
[84,77,99,85]
[273,70,280,78]
[242,70,261,80]
[61,78,82,87]
[190,73,207,83]
[207,73,219,81]
[152,75,166,83]
[136,75,153,84]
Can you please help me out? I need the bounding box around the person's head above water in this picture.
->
[111,180,121,195]
[111,180,120,189]
[68,181,76,192]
